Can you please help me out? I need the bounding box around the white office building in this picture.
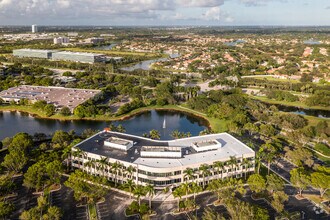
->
[54,37,70,45]
[71,130,255,189]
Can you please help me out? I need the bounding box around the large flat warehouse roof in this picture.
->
[0,85,101,111]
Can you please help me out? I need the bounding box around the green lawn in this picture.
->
[88,203,98,220]
[303,115,330,127]
[63,47,162,58]
[253,76,300,83]
[314,144,330,157]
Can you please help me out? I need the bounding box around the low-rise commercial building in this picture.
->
[0,85,101,112]
[54,37,70,44]
[52,51,106,63]
[13,49,53,59]
[12,49,106,63]
[71,130,255,189]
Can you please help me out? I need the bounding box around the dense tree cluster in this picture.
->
[264,89,299,102]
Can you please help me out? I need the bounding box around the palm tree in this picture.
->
[171,130,181,139]
[117,124,126,133]
[84,160,95,174]
[261,143,277,175]
[149,129,160,140]
[72,148,86,169]
[241,158,251,180]
[62,146,72,171]
[213,161,225,179]
[123,179,136,199]
[228,156,237,177]
[97,156,109,177]
[181,182,190,201]
[185,132,191,137]
[133,185,146,206]
[190,182,202,202]
[109,123,117,131]
[145,184,155,210]
[255,151,262,174]
[111,161,121,186]
[183,168,196,183]
[207,179,222,203]
[172,186,185,211]
[126,165,135,180]
[199,164,211,189]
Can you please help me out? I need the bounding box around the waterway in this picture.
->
[0,110,208,141]
[304,40,321,45]
[224,39,246,46]
[275,104,330,119]
[94,43,118,50]
[120,53,180,71]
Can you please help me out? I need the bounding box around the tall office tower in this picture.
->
[32,24,38,33]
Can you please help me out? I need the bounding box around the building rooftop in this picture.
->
[53,51,104,57]
[141,146,181,152]
[13,48,55,53]
[105,137,132,146]
[0,85,101,111]
[194,140,219,148]
[75,131,255,168]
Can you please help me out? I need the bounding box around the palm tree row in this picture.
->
[123,181,155,210]
[183,156,253,188]
[172,181,202,212]
[71,152,137,187]
[171,130,192,139]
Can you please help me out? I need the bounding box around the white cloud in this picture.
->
[239,0,286,6]
[203,6,221,20]
[0,0,232,23]
[176,0,225,7]
[202,6,234,22]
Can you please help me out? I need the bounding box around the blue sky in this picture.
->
[0,0,329,26]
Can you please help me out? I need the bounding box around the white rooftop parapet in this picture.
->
[104,137,134,151]
[141,146,182,158]
[191,139,222,152]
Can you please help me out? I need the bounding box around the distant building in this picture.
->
[12,49,106,64]
[52,51,106,63]
[13,49,53,59]
[54,37,70,45]
[68,32,79,37]
[100,34,115,37]
[85,37,104,44]
[0,85,101,112]
[32,24,38,33]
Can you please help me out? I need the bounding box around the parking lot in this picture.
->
[7,175,38,219]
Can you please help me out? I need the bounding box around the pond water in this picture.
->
[120,53,180,71]
[264,103,330,118]
[94,43,118,50]
[304,40,321,45]
[0,110,208,141]
[224,39,246,46]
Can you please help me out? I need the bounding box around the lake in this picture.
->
[120,53,180,71]
[0,110,208,141]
